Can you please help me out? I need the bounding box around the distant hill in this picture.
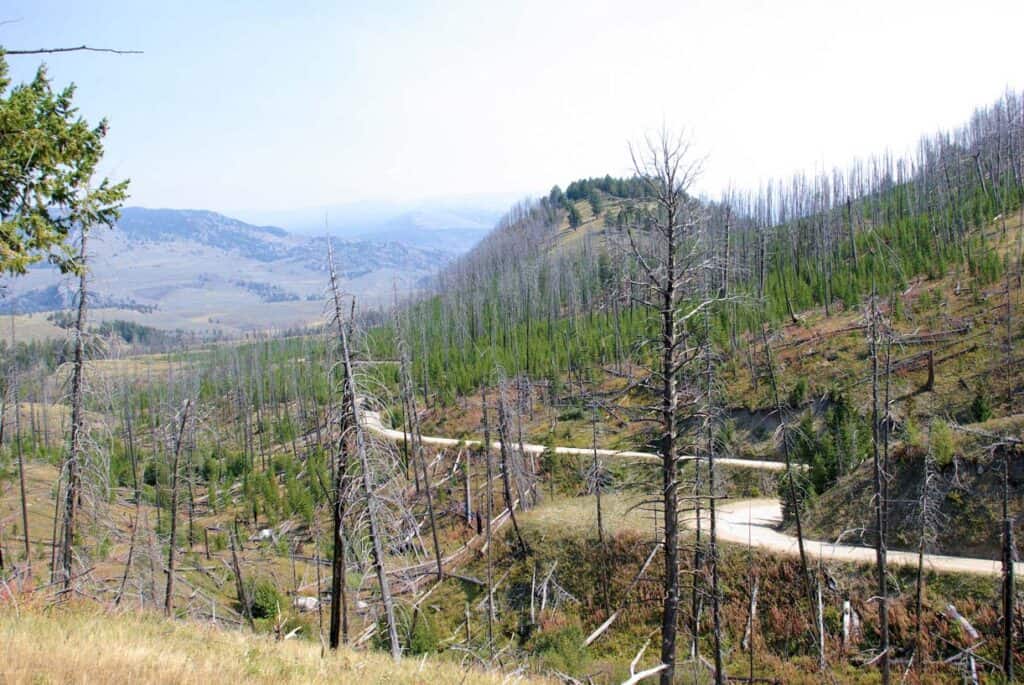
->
[0,207,469,336]
[234,196,513,251]
[116,208,291,261]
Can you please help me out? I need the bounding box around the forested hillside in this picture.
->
[385,91,1021,406]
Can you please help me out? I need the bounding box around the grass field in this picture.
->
[0,603,550,684]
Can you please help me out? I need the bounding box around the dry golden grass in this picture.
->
[0,603,550,685]
[519,492,653,538]
[0,312,65,343]
[56,356,178,383]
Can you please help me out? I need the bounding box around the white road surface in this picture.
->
[360,406,1021,577]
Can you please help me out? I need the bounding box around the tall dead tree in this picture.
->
[115,399,141,607]
[327,240,400,660]
[397,318,443,580]
[164,399,193,616]
[58,227,90,592]
[589,398,612,617]
[9,316,31,572]
[328,377,350,648]
[625,131,705,685]
[230,524,255,630]
[1000,443,1016,682]
[914,422,942,668]
[999,270,1015,679]
[869,292,891,684]
[761,327,810,583]
[481,385,495,658]
[704,309,724,684]
[495,381,529,556]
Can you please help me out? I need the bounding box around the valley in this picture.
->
[0,207,473,338]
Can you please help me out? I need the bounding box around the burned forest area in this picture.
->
[2,46,1024,685]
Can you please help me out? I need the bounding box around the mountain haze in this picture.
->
[0,207,477,336]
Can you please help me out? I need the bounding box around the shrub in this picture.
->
[531,621,586,673]
[557,406,584,421]
[210,532,228,553]
[246,578,282,619]
[376,606,438,655]
[540,447,586,496]
[930,420,955,467]
[970,388,992,423]
[787,376,808,408]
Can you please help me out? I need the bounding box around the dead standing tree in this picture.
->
[494,374,530,556]
[396,316,444,581]
[587,395,613,617]
[999,441,1016,683]
[326,340,351,648]
[624,130,708,685]
[481,385,496,658]
[164,399,193,616]
[8,315,31,575]
[868,291,891,684]
[327,240,401,659]
[913,421,947,669]
[57,226,91,592]
[761,323,823,667]
[702,297,725,684]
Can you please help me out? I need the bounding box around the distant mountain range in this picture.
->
[232,195,518,250]
[0,206,489,335]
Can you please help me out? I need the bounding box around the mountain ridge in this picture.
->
[0,206,479,334]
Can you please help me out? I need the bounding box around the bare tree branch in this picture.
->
[5,45,142,55]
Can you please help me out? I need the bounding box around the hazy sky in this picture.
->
[4,0,1024,215]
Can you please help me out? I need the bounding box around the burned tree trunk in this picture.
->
[495,389,528,556]
[481,386,495,658]
[164,399,193,616]
[1001,446,1016,682]
[230,525,254,630]
[591,399,612,617]
[327,240,400,660]
[60,227,90,592]
[762,326,810,583]
[9,317,31,572]
[397,322,443,580]
[623,132,706,685]
[705,312,724,684]
[329,431,349,648]
[870,295,891,685]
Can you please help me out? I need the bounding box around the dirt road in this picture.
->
[360,407,789,471]
[709,498,1020,577]
[360,406,1021,578]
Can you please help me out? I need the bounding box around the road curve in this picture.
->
[707,499,1020,577]
[360,408,789,471]
[360,406,1020,577]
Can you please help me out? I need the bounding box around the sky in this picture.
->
[3,0,1024,219]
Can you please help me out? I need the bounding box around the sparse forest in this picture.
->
[1,41,1023,685]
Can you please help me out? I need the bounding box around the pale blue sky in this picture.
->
[3,0,1023,217]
